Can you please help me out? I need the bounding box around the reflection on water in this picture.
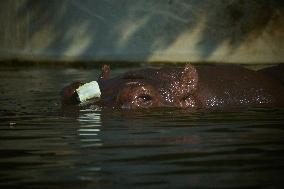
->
[78,111,103,148]
[0,66,284,188]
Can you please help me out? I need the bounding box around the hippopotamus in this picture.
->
[61,64,284,110]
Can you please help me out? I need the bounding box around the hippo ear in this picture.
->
[99,65,111,80]
[180,64,198,94]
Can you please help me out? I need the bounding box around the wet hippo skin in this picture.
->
[258,64,284,85]
[61,64,284,109]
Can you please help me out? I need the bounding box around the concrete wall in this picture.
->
[0,0,283,63]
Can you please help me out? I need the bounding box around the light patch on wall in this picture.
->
[29,25,54,52]
[148,16,207,62]
[63,23,92,57]
[115,16,151,49]
[208,17,284,63]
[205,39,232,62]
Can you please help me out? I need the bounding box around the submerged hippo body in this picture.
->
[61,64,284,109]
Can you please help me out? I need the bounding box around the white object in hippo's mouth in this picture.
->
[76,81,101,103]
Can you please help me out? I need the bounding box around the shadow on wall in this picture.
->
[13,0,284,61]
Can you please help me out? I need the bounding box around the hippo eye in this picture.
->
[138,94,152,102]
[136,94,153,106]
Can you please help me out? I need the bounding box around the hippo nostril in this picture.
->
[180,94,197,108]
[181,94,191,102]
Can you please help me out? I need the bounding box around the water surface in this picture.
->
[1,66,284,188]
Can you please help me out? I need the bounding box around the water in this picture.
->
[1,66,284,188]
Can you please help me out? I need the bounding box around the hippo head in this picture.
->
[97,64,199,109]
[62,64,284,110]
